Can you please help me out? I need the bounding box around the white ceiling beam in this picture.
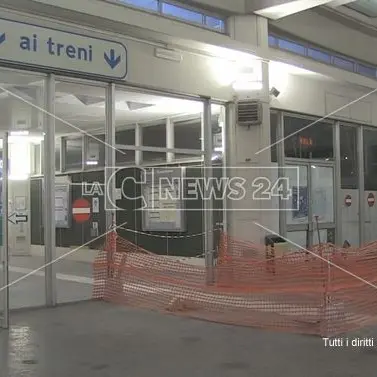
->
[326,0,357,7]
[246,0,341,19]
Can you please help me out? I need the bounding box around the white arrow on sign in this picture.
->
[0,17,127,80]
[8,212,28,224]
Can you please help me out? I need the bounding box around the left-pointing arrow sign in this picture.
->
[8,212,28,224]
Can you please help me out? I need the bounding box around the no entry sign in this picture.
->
[367,193,375,207]
[345,195,352,207]
[72,198,91,223]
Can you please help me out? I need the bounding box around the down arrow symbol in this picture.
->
[104,49,121,69]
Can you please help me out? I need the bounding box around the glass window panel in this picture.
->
[174,120,201,150]
[363,128,377,190]
[55,139,61,172]
[277,38,306,55]
[55,79,105,171]
[143,151,167,162]
[268,35,278,46]
[333,56,354,71]
[358,63,377,78]
[313,229,330,245]
[311,165,334,223]
[287,231,308,250]
[270,112,278,163]
[284,115,333,160]
[286,165,309,225]
[116,129,136,164]
[116,128,136,145]
[65,137,83,171]
[205,16,225,31]
[119,0,158,11]
[161,2,203,23]
[143,124,166,147]
[32,143,42,175]
[340,126,358,189]
[308,48,331,64]
[116,149,136,164]
[86,134,105,168]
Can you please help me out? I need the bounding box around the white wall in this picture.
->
[271,9,377,66]
[270,73,377,126]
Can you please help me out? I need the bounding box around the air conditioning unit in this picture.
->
[236,100,263,127]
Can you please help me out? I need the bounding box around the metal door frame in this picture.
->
[285,158,336,248]
[0,132,9,329]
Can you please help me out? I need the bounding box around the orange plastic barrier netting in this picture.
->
[92,232,377,337]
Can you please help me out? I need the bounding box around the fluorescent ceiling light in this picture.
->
[254,0,331,19]
[10,130,29,136]
[9,175,29,181]
[86,160,99,166]
[8,135,43,144]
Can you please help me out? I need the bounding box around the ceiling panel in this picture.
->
[346,0,377,17]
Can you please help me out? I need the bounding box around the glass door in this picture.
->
[285,161,335,248]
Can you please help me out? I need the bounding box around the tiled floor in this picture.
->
[0,300,375,377]
[0,256,93,309]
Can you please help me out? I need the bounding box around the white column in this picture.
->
[1,132,9,328]
[224,102,236,238]
[166,118,174,163]
[227,14,267,47]
[334,122,342,245]
[105,84,116,230]
[226,59,277,244]
[44,74,56,307]
[358,126,365,245]
[202,98,214,283]
[135,123,143,165]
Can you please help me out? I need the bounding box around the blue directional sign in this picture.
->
[0,18,127,80]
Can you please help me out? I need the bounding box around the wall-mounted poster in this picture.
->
[42,176,71,228]
[55,180,71,228]
[141,167,186,232]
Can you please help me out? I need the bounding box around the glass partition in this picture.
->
[64,137,83,171]
[116,128,136,164]
[284,115,334,160]
[54,78,106,305]
[340,125,359,246]
[363,127,377,243]
[270,112,278,163]
[86,134,105,168]
[286,165,309,225]
[0,68,48,314]
[310,165,334,223]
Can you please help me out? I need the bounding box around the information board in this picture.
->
[0,17,127,80]
[42,176,71,228]
[55,182,71,228]
[141,167,186,232]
